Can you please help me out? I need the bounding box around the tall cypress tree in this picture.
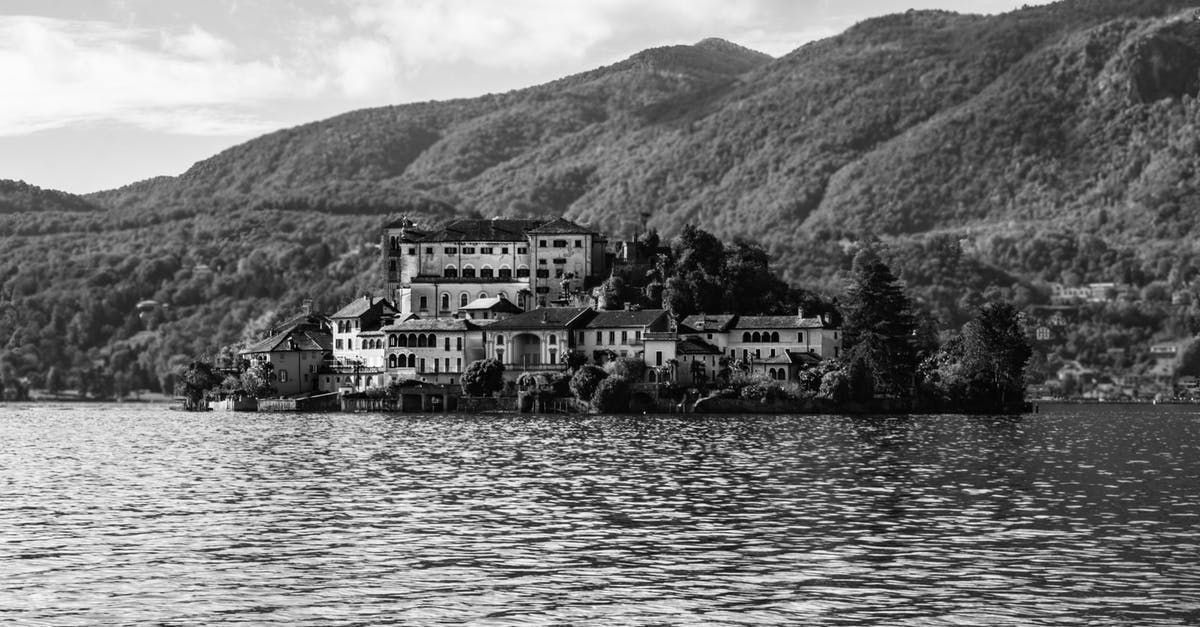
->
[841,248,918,398]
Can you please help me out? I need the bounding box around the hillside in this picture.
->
[4,0,1200,390]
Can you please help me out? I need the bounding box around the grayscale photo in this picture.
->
[2,0,1199,624]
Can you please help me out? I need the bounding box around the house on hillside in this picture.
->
[239,327,332,396]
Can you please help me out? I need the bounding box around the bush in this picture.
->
[605,357,647,382]
[570,365,608,401]
[463,358,505,396]
[591,377,631,413]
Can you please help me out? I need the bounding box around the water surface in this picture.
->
[2,403,1199,625]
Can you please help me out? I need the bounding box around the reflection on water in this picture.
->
[2,404,1199,625]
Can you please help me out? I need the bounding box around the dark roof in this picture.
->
[760,351,823,366]
[380,319,479,332]
[420,218,542,242]
[240,329,332,355]
[461,296,524,313]
[733,315,828,330]
[411,276,528,284]
[485,307,596,331]
[526,217,597,235]
[681,314,737,332]
[584,309,669,329]
[331,296,397,319]
[677,337,724,355]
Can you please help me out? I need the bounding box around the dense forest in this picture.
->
[3,0,1200,395]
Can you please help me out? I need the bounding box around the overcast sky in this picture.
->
[0,0,1052,194]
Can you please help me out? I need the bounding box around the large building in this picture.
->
[383,217,608,317]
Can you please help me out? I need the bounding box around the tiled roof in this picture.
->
[271,311,329,334]
[419,218,542,242]
[681,314,737,332]
[585,309,669,329]
[240,329,332,355]
[461,296,524,313]
[526,217,597,235]
[380,319,479,332]
[760,351,822,365]
[411,276,527,284]
[331,296,397,319]
[485,307,596,331]
[677,337,723,355]
[733,315,829,330]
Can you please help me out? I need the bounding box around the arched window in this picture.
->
[462,265,476,278]
[496,335,505,345]
[388,355,398,368]
[441,293,450,311]
[499,265,512,279]
[499,292,509,302]
[742,332,751,342]
[407,354,416,368]
[480,266,494,279]
[516,265,530,278]
[398,334,408,347]
[771,332,780,343]
[548,335,557,345]
[428,334,437,347]
[417,334,427,348]
[479,292,488,300]
[444,265,457,278]
[752,332,761,343]
[460,293,469,307]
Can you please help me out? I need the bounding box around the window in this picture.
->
[444,266,457,277]
[496,335,505,345]
[554,269,564,278]
[480,247,494,254]
[479,292,488,300]
[538,259,548,265]
[621,331,628,344]
[501,247,509,254]
[549,335,557,345]
[552,258,566,265]
[535,286,550,294]
[517,247,527,254]
[516,267,530,278]
[635,331,641,342]
[419,296,428,311]
[539,240,547,246]
[742,332,751,342]
[425,247,433,255]
[456,338,462,350]
[441,293,450,311]
[335,339,343,349]
[407,247,416,255]
[552,239,567,247]
[596,331,603,344]
[279,370,289,383]
[609,331,615,344]
[457,358,462,372]
[480,267,494,278]
[536,269,550,278]
[460,293,469,307]
[499,267,512,279]
[419,358,426,372]
[462,247,476,254]
[444,247,457,254]
[388,260,396,272]
[656,351,662,366]
[575,240,582,247]
[462,266,476,278]
[579,332,585,344]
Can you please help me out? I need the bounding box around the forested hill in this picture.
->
[4,0,1200,392]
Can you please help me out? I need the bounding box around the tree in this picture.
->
[462,358,505,396]
[240,362,277,398]
[175,360,221,410]
[841,248,919,397]
[45,366,65,396]
[959,302,1032,409]
[570,365,608,401]
[591,376,631,413]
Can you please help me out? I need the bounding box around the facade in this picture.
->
[577,309,671,363]
[458,295,524,321]
[330,295,399,366]
[382,217,608,317]
[381,318,486,385]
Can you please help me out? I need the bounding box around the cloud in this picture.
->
[0,16,308,136]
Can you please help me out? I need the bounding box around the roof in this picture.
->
[240,329,332,355]
[485,307,596,331]
[676,337,724,355]
[380,318,479,332]
[460,296,524,313]
[331,296,397,319]
[681,314,737,332]
[526,217,598,235]
[419,218,542,242]
[584,309,669,329]
[271,311,329,334]
[733,315,828,330]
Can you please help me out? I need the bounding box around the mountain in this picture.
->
[4,0,1200,389]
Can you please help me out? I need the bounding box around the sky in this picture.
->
[0,0,1052,194]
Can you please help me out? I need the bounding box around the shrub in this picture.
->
[463,358,505,396]
[591,377,631,413]
[570,365,608,401]
[605,356,647,381]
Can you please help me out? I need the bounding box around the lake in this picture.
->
[2,403,1199,625]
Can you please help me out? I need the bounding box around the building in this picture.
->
[458,295,524,321]
[239,326,332,396]
[678,309,841,381]
[381,318,486,385]
[482,307,595,377]
[577,309,671,364]
[382,216,608,317]
[330,295,399,367]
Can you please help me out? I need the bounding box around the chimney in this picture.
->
[798,306,805,319]
[302,298,313,315]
